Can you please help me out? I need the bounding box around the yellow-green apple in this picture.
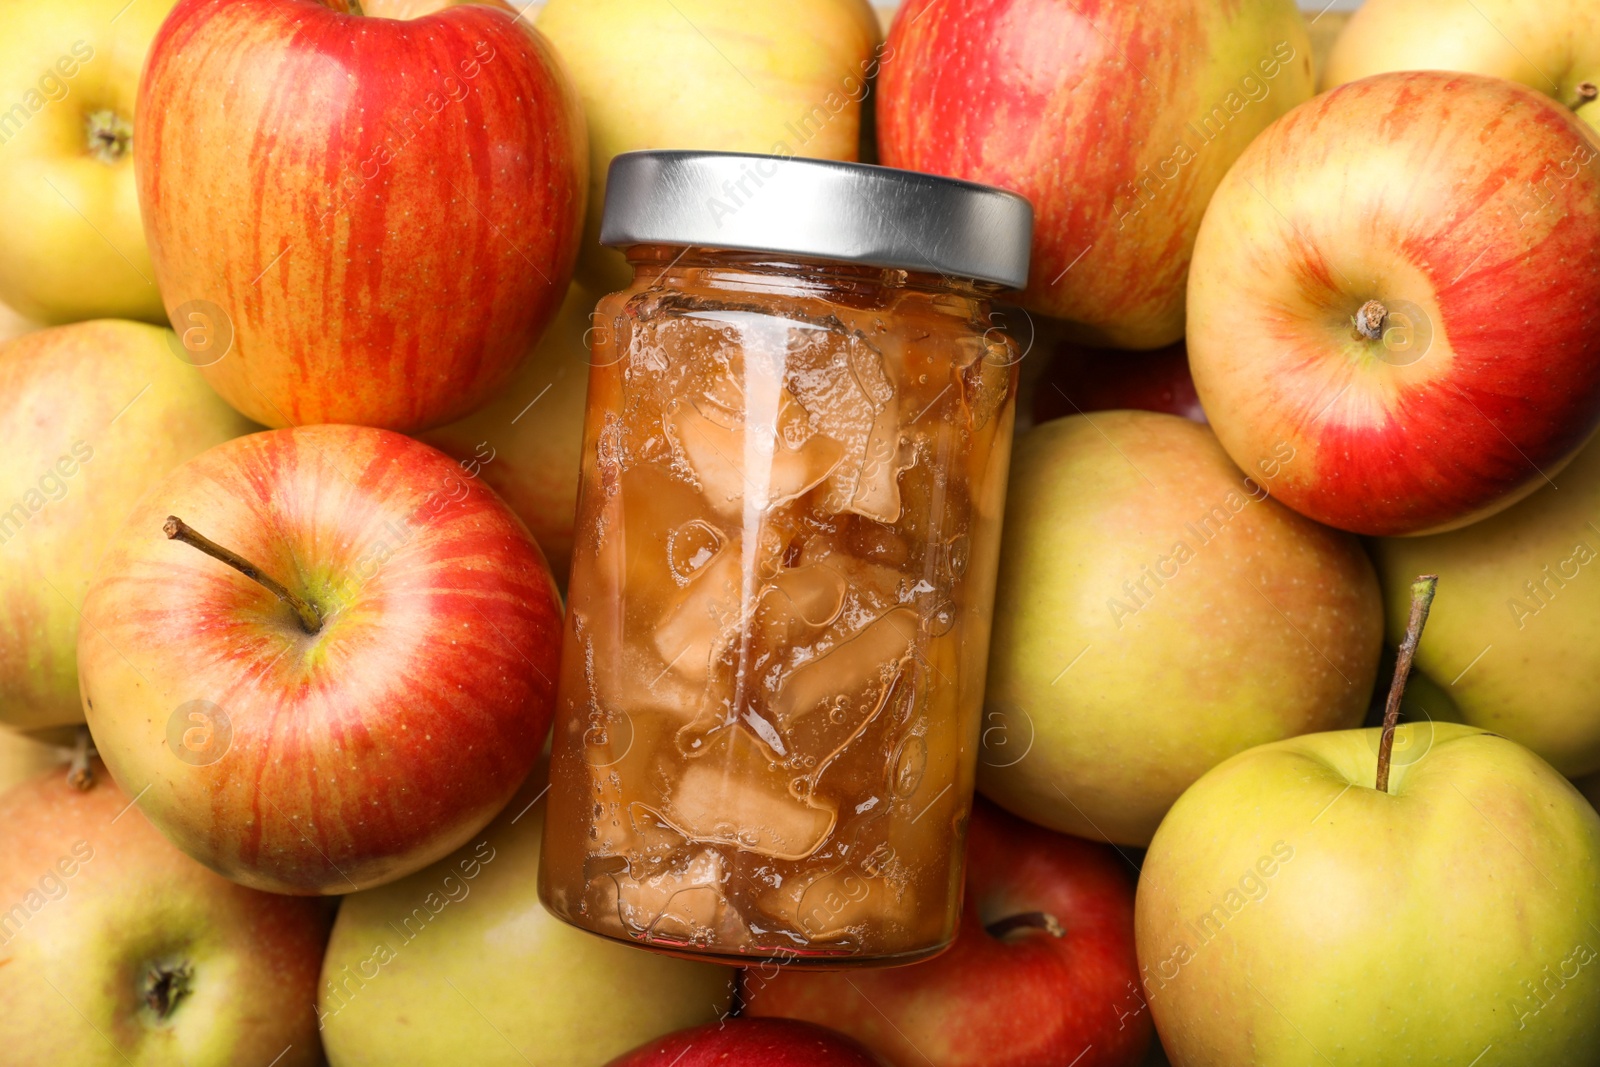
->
[0,320,254,731]
[537,0,880,291]
[423,280,594,584]
[1324,0,1600,126]
[1188,71,1600,537]
[980,412,1381,846]
[878,0,1312,349]
[745,798,1150,1067]
[0,761,333,1065]
[1137,720,1600,1064]
[0,0,174,324]
[0,726,72,795]
[319,772,732,1066]
[136,0,586,433]
[77,425,563,894]
[1370,431,1600,776]
[606,1019,884,1067]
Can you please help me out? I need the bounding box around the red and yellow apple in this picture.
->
[746,799,1150,1067]
[606,1019,884,1067]
[1188,71,1600,537]
[78,425,563,894]
[136,0,586,432]
[879,0,1312,348]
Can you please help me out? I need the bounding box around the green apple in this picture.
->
[537,0,881,290]
[0,761,332,1064]
[0,320,254,730]
[423,281,595,585]
[980,412,1383,845]
[1371,433,1600,777]
[319,774,734,1066]
[1137,721,1600,1064]
[0,0,174,323]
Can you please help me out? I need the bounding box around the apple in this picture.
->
[537,0,881,290]
[878,0,1312,349]
[980,412,1381,846]
[135,0,587,433]
[1188,71,1600,537]
[0,320,255,731]
[1137,588,1600,1064]
[0,0,174,325]
[319,770,733,1066]
[77,424,563,894]
[0,760,332,1064]
[423,280,595,584]
[0,726,73,795]
[1032,340,1205,427]
[605,1019,885,1067]
[745,798,1150,1067]
[1370,429,1600,776]
[1324,0,1600,130]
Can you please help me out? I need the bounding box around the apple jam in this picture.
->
[539,151,1031,965]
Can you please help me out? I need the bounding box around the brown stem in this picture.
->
[1571,81,1598,110]
[1353,300,1388,341]
[985,910,1065,940]
[1376,574,1438,794]
[165,516,322,634]
[66,725,95,791]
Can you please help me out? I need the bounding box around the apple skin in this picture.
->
[0,320,256,731]
[1137,723,1600,1065]
[0,761,333,1065]
[537,0,880,291]
[1324,0,1600,127]
[422,280,594,584]
[980,412,1381,846]
[745,799,1150,1067]
[77,425,563,895]
[136,0,587,433]
[1188,71,1600,537]
[1370,431,1600,777]
[0,727,73,795]
[605,1019,885,1067]
[0,0,175,325]
[878,0,1312,349]
[319,771,733,1066]
[1033,340,1205,427]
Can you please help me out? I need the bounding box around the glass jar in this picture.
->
[540,151,1032,966]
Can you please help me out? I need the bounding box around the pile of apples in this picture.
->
[2,0,1599,1064]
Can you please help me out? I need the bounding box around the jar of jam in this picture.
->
[539,151,1032,966]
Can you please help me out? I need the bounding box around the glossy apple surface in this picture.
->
[981,413,1381,846]
[136,0,586,432]
[78,425,562,894]
[0,761,332,1065]
[605,1018,884,1067]
[879,0,1311,348]
[1137,724,1600,1064]
[0,0,174,324]
[0,320,255,730]
[1189,71,1600,536]
[320,771,732,1066]
[746,799,1149,1067]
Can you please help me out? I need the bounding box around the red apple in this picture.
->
[136,0,586,433]
[77,425,563,894]
[1033,339,1205,426]
[605,1018,885,1067]
[1188,71,1600,536]
[0,761,332,1063]
[878,0,1312,348]
[744,799,1150,1067]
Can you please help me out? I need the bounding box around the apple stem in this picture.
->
[84,109,131,165]
[984,910,1065,940]
[1375,574,1439,794]
[66,725,96,792]
[1571,82,1598,110]
[164,516,323,634]
[1353,300,1388,342]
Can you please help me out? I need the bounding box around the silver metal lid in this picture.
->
[600,151,1033,290]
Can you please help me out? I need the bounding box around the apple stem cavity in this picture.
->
[1353,300,1388,342]
[66,725,96,791]
[1375,573,1439,794]
[164,516,323,634]
[144,962,194,1020]
[984,910,1065,940]
[84,109,132,165]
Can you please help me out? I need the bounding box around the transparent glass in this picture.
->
[539,246,1019,966]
